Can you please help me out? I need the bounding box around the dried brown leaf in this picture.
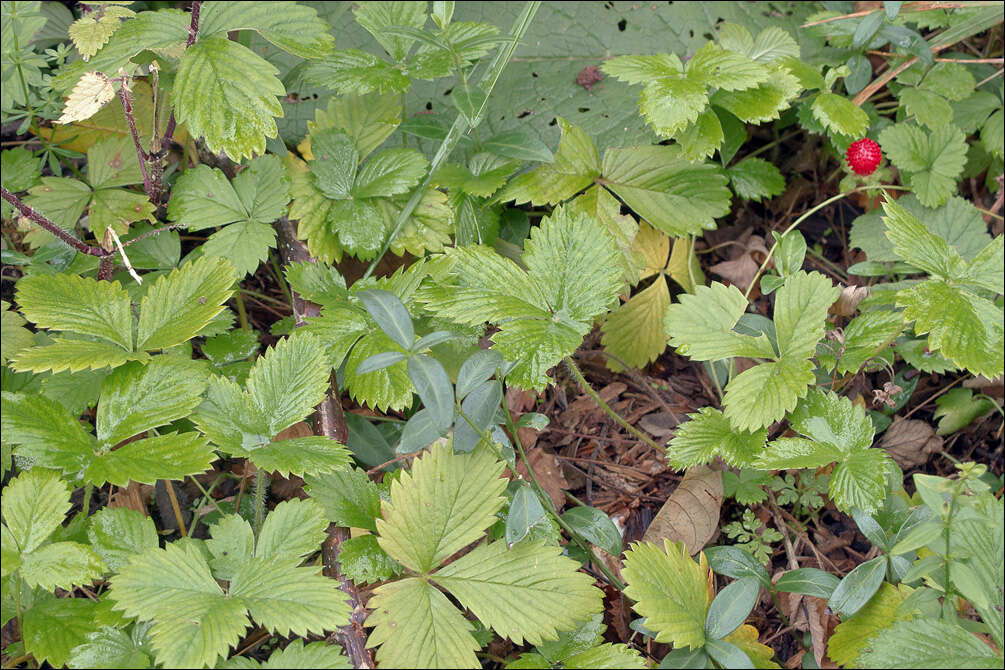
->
[881,417,943,468]
[642,465,722,554]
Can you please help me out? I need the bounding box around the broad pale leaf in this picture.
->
[136,256,236,351]
[21,178,91,247]
[492,317,585,392]
[828,581,911,666]
[435,539,603,645]
[95,357,208,447]
[879,123,967,207]
[198,1,334,59]
[304,466,381,531]
[13,337,148,374]
[173,36,285,161]
[21,597,101,669]
[354,148,427,199]
[109,543,248,669]
[787,389,874,453]
[0,301,34,364]
[727,156,785,202]
[831,449,894,514]
[57,71,115,124]
[811,92,869,137]
[366,577,480,669]
[68,7,134,61]
[353,1,427,63]
[376,442,507,573]
[66,625,153,670]
[686,42,769,90]
[202,221,277,278]
[83,432,217,486]
[244,437,351,478]
[230,554,350,636]
[668,407,767,469]
[86,134,143,189]
[167,165,246,231]
[246,332,329,435]
[254,498,328,560]
[207,515,255,580]
[301,50,412,95]
[622,540,711,649]
[711,65,801,123]
[86,507,158,572]
[723,356,816,431]
[1,469,71,555]
[218,639,350,670]
[835,310,905,375]
[664,282,776,360]
[16,273,132,350]
[881,197,967,279]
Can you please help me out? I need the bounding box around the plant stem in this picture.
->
[153,0,201,160]
[269,253,293,305]
[163,480,188,537]
[1,186,110,258]
[743,185,912,300]
[234,290,250,330]
[117,78,154,200]
[361,0,540,280]
[563,356,666,455]
[81,483,94,517]
[253,467,269,540]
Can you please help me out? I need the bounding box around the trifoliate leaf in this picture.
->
[668,407,768,469]
[353,148,428,199]
[135,256,236,351]
[434,539,603,645]
[1,146,41,193]
[169,155,290,231]
[687,42,770,90]
[301,93,401,160]
[664,282,776,360]
[376,442,507,573]
[1,391,94,475]
[366,577,480,668]
[16,273,132,350]
[384,186,454,257]
[566,185,643,284]
[57,72,115,125]
[88,188,155,239]
[879,123,967,207]
[711,65,801,123]
[899,87,953,129]
[336,535,403,585]
[810,92,869,137]
[197,1,334,60]
[727,157,785,202]
[622,540,712,649]
[173,36,285,161]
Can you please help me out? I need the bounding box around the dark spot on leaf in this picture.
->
[617,18,627,31]
[517,110,532,119]
[532,71,538,77]
[578,107,590,113]
[575,66,603,92]
[425,101,433,110]
[548,117,557,126]
[198,296,207,304]
[443,88,453,96]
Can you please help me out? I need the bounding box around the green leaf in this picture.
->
[435,539,603,645]
[829,555,886,618]
[831,449,895,514]
[166,165,246,231]
[483,130,554,163]
[21,178,91,247]
[87,188,155,240]
[668,407,767,469]
[136,256,236,351]
[506,484,548,546]
[704,546,772,589]
[407,354,454,433]
[19,540,106,591]
[353,1,427,62]
[22,597,101,668]
[859,618,999,668]
[724,357,816,432]
[337,535,403,585]
[376,442,507,573]
[207,515,255,580]
[622,540,711,649]
[835,310,905,375]
[899,87,953,129]
[356,289,414,351]
[602,145,731,237]
[344,330,414,412]
[246,332,330,435]
[198,2,334,59]
[711,65,801,123]
[897,279,1004,379]
[811,92,869,137]
[302,50,412,95]
[82,432,217,486]
[1,147,42,193]
[305,466,381,531]
[453,85,488,125]
[773,568,840,599]
[96,357,208,447]
[246,436,352,478]
[366,577,480,668]
[86,507,158,572]
[498,118,600,206]
[664,282,775,361]
[704,638,753,669]
[881,197,968,279]
[255,498,328,560]
[727,157,784,202]
[705,576,759,639]
[827,582,911,667]
[355,148,428,199]
[219,639,350,669]
[879,123,967,207]
[16,273,132,350]
[561,506,622,557]
[600,279,671,370]
[2,469,71,555]
[688,42,770,90]
[1,301,35,364]
[173,36,285,161]
[2,391,95,476]
[67,625,153,670]
[933,388,994,436]
[774,271,839,359]
[788,389,875,453]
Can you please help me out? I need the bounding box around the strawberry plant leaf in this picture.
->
[664,282,776,361]
[668,407,768,469]
[499,118,600,206]
[254,498,328,560]
[622,540,712,649]
[173,36,285,161]
[353,148,428,199]
[366,577,480,668]
[135,256,236,351]
[727,156,785,202]
[21,598,102,668]
[353,1,427,63]
[434,539,604,645]
[711,65,801,123]
[2,391,97,475]
[723,357,817,432]
[198,1,334,60]
[601,279,671,369]
[65,625,154,670]
[304,466,381,532]
[859,619,1001,668]
[246,333,330,435]
[21,178,91,247]
[881,197,969,279]
[376,442,507,573]
[810,92,869,137]
[86,507,158,572]
[12,338,148,374]
[19,542,106,592]
[201,221,278,278]
[879,122,967,207]
[218,639,350,669]
[774,271,840,359]
[301,50,412,96]
[15,273,133,350]
[2,469,72,555]
[1,301,35,364]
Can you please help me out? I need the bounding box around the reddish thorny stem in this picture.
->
[1,185,111,258]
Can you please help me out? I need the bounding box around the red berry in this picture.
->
[846,138,882,176]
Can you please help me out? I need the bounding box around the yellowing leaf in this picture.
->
[57,72,115,125]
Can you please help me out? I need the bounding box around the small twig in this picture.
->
[120,223,183,248]
[900,376,967,421]
[801,2,997,27]
[163,480,188,537]
[117,73,153,200]
[852,44,952,107]
[975,67,1005,88]
[2,186,111,258]
[107,227,143,284]
[153,0,201,160]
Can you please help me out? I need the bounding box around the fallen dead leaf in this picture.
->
[642,465,722,554]
[108,481,152,514]
[881,417,943,469]
[831,285,870,317]
[710,234,768,290]
[516,447,569,510]
[275,421,313,441]
[639,410,678,437]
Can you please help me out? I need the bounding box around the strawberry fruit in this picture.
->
[846,138,882,176]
